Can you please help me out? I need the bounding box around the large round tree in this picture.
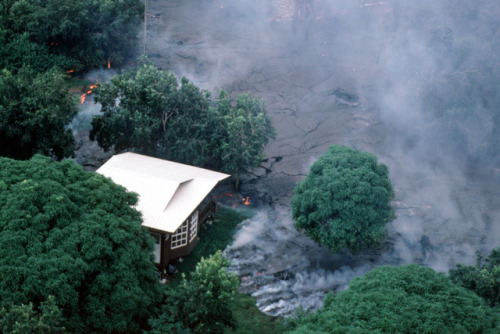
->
[287,264,500,333]
[0,155,161,333]
[291,145,394,253]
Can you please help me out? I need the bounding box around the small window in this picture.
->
[189,211,198,242]
[171,220,188,249]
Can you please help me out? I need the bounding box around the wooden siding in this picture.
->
[153,199,217,274]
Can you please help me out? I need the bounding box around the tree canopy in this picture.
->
[215,90,276,189]
[148,251,239,334]
[450,247,500,307]
[90,58,275,187]
[0,155,161,333]
[0,295,66,333]
[0,66,77,160]
[291,145,394,254]
[0,0,143,73]
[286,264,500,333]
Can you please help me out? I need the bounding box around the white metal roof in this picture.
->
[96,152,230,233]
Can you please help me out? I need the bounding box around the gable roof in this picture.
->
[96,152,230,233]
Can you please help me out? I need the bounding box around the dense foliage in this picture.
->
[0,296,66,333]
[286,264,500,333]
[291,145,394,254]
[215,90,276,188]
[450,247,500,307]
[0,0,143,73]
[0,66,77,160]
[149,251,239,334]
[90,58,275,187]
[0,155,161,333]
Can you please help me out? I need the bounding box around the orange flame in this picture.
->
[242,196,251,205]
[80,83,99,104]
[107,60,111,69]
[87,85,96,94]
[66,69,76,78]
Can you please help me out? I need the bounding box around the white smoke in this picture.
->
[143,0,500,317]
[226,207,373,316]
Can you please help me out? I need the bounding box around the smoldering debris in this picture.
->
[226,208,373,316]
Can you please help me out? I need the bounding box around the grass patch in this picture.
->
[225,293,285,334]
[170,205,253,285]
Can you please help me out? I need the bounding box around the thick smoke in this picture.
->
[143,0,500,315]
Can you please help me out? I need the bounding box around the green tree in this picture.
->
[90,58,276,186]
[0,0,143,73]
[0,66,77,160]
[0,155,161,333]
[0,296,66,334]
[90,57,212,164]
[149,251,239,334]
[216,91,276,189]
[286,264,500,333]
[292,145,394,254]
[91,58,181,155]
[450,247,500,307]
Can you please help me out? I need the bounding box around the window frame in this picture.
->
[171,220,188,249]
[189,210,198,242]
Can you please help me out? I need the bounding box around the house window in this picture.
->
[171,220,188,249]
[151,232,162,264]
[189,211,198,242]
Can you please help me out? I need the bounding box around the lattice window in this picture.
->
[189,211,198,242]
[171,220,188,249]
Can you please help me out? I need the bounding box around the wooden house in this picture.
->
[96,152,230,273]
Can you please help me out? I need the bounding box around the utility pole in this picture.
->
[293,0,315,40]
[143,0,147,55]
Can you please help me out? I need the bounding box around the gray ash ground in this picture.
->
[75,0,500,317]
